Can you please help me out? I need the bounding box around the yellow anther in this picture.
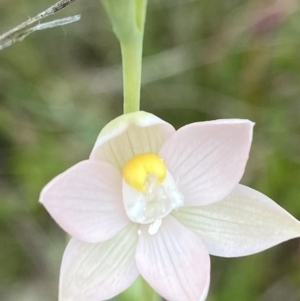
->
[122,153,167,192]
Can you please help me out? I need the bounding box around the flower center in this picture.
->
[122,153,183,233]
[122,153,167,192]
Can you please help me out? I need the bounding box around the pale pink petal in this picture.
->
[59,223,139,301]
[173,184,300,257]
[136,216,210,301]
[90,111,175,170]
[40,160,129,243]
[159,119,254,206]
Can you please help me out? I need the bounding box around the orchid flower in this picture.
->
[40,111,300,301]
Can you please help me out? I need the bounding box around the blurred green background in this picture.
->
[1,0,300,300]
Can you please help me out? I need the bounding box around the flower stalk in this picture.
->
[120,39,143,113]
[102,0,147,113]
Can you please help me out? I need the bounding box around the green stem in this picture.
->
[101,0,147,114]
[121,36,143,114]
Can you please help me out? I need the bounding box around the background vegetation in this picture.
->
[1,0,300,300]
